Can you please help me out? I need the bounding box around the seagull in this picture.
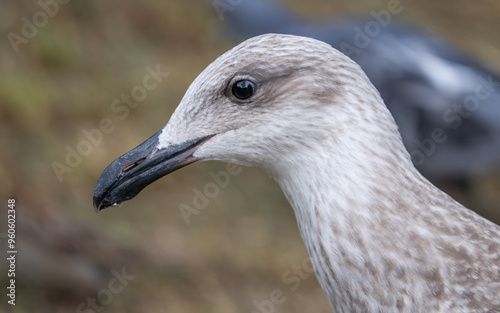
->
[94,34,500,312]
[219,0,500,183]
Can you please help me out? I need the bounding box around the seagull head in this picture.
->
[93,33,403,212]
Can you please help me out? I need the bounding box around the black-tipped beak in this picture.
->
[93,130,213,212]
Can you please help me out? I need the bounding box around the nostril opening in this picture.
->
[122,157,146,173]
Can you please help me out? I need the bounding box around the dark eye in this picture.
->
[232,80,255,100]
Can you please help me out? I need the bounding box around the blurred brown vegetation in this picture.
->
[1,0,499,312]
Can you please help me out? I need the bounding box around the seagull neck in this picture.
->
[273,135,427,312]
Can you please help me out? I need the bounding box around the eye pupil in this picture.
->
[232,80,255,100]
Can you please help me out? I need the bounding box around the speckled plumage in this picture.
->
[155,34,500,312]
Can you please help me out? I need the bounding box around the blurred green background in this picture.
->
[1,1,499,312]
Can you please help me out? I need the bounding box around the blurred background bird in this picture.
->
[1,1,499,312]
